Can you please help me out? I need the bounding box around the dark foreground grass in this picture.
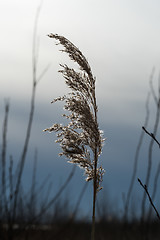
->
[1,220,160,240]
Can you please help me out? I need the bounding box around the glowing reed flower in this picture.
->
[44,34,105,193]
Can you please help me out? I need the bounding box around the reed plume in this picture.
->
[44,34,105,239]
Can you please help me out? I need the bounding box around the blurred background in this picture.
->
[1,0,160,226]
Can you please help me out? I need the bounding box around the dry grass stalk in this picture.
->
[44,33,105,239]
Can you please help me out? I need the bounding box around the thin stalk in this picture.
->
[91,149,98,240]
[124,92,150,220]
[91,94,98,240]
[12,1,43,222]
[1,101,9,218]
[12,75,36,222]
[141,81,160,221]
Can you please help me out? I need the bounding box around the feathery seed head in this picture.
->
[44,34,105,192]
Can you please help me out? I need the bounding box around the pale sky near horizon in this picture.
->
[1,0,160,217]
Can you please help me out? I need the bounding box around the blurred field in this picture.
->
[1,220,160,240]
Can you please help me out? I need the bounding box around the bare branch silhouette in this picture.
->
[141,73,160,221]
[148,163,160,220]
[138,178,160,221]
[142,126,160,148]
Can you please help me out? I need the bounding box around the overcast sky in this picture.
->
[1,0,160,219]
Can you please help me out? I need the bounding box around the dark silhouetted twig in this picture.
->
[138,178,160,221]
[142,126,160,148]
[148,163,160,220]
[141,73,160,221]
